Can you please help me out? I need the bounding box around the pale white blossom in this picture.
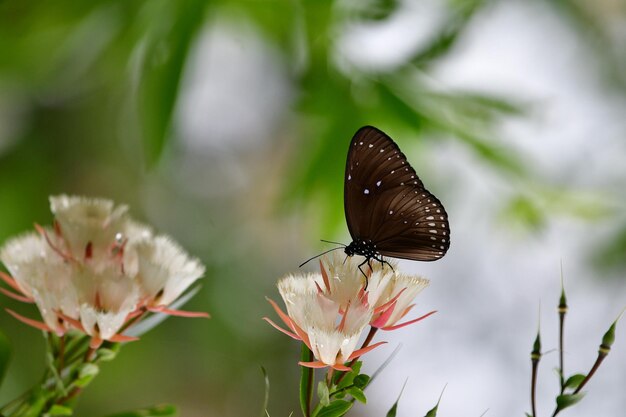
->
[0,195,207,347]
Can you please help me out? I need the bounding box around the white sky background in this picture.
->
[174,0,626,416]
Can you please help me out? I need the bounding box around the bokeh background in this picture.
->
[1,0,625,416]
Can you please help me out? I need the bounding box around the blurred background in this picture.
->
[1,0,625,416]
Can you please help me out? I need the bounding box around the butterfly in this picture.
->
[343,126,450,276]
[301,126,450,284]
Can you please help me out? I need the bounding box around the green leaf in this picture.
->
[352,374,370,389]
[555,393,586,412]
[563,374,586,390]
[96,345,120,362]
[318,381,330,406]
[137,0,208,167]
[334,362,362,390]
[46,404,73,416]
[259,366,270,417]
[314,400,352,417]
[74,363,99,388]
[101,404,178,417]
[0,327,11,388]
[347,386,366,404]
[299,345,314,417]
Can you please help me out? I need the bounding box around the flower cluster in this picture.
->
[265,252,433,370]
[0,195,207,348]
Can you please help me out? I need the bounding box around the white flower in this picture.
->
[265,263,385,370]
[0,195,207,347]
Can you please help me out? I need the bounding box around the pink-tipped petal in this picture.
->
[347,341,387,360]
[109,334,139,343]
[147,306,210,318]
[292,323,312,351]
[382,310,437,331]
[398,303,415,320]
[266,297,298,333]
[5,309,51,332]
[371,300,397,328]
[0,271,22,293]
[299,361,329,369]
[337,301,350,332]
[319,260,331,293]
[332,364,352,372]
[373,288,406,314]
[263,317,301,340]
[0,287,33,303]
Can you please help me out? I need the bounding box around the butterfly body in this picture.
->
[344,126,450,271]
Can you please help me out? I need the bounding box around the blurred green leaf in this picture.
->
[593,224,626,272]
[334,361,362,390]
[46,404,73,416]
[318,381,330,406]
[137,0,208,167]
[555,393,586,412]
[352,374,369,389]
[412,0,487,67]
[74,363,99,388]
[101,404,178,417]
[0,327,10,388]
[564,374,586,390]
[347,386,366,404]
[313,400,352,417]
[259,366,270,417]
[501,195,545,231]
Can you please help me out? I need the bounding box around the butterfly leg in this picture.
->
[374,255,394,273]
[357,259,370,291]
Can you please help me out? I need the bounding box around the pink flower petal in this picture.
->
[347,341,387,360]
[263,317,301,340]
[319,260,331,293]
[109,334,140,343]
[34,223,74,262]
[373,288,406,314]
[382,310,437,331]
[0,287,33,303]
[266,297,297,333]
[0,271,22,293]
[5,308,51,332]
[56,311,85,332]
[299,361,329,369]
[331,363,352,372]
[371,300,397,328]
[147,306,210,318]
[399,303,415,320]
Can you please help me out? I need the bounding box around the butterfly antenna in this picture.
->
[320,239,346,247]
[299,247,344,268]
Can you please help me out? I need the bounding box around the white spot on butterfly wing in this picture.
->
[376,180,382,186]
[368,144,373,148]
[348,174,351,180]
[364,189,370,194]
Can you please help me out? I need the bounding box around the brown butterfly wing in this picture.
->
[344,126,450,261]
